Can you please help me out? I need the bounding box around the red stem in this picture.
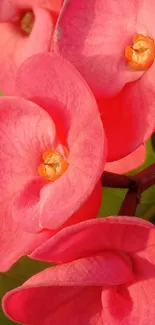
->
[101,163,155,216]
[101,171,135,188]
[119,186,142,216]
[132,163,155,191]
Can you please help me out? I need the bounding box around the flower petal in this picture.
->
[63,181,102,227]
[31,217,155,263]
[39,120,104,229]
[0,96,56,233]
[0,203,52,271]
[132,246,155,279]
[14,54,106,231]
[97,67,155,161]
[0,8,54,95]
[0,96,55,198]
[136,0,155,39]
[16,53,105,147]
[3,285,102,325]
[101,277,155,324]
[12,179,102,233]
[101,242,155,324]
[54,0,143,97]
[3,250,133,324]
[105,145,146,174]
[12,178,47,233]
[0,96,56,270]
[0,0,63,21]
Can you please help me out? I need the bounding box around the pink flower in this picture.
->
[53,0,155,160]
[105,144,146,174]
[0,53,106,271]
[0,0,63,94]
[3,217,155,325]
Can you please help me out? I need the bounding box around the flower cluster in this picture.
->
[0,1,155,325]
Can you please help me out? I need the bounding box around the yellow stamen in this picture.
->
[125,34,155,71]
[20,11,34,35]
[38,149,69,181]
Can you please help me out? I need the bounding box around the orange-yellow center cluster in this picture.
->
[20,11,34,35]
[125,34,155,71]
[38,149,69,181]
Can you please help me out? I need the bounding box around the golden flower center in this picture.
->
[125,34,155,70]
[38,149,69,181]
[20,11,34,35]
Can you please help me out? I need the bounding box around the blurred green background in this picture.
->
[0,92,155,324]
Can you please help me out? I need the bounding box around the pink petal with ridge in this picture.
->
[31,216,155,263]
